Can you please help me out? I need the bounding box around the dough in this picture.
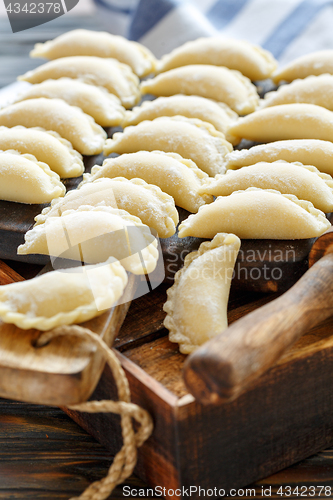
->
[104,116,232,177]
[0,150,65,204]
[122,95,238,144]
[261,74,333,111]
[178,188,330,239]
[141,65,259,114]
[0,98,107,155]
[18,206,159,275]
[19,56,140,108]
[163,233,241,354]
[0,257,128,330]
[273,50,333,83]
[30,29,157,78]
[227,104,333,145]
[35,177,179,238]
[158,37,277,80]
[0,126,83,178]
[83,151,213,213]
[224,139,333,176]
[15,78,126,127]
[200,161,333,212]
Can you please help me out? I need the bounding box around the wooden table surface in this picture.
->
[1,14,333,499]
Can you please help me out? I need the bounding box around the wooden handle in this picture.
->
[183,252,333,404]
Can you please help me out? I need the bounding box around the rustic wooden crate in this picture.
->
[65,285,333,499]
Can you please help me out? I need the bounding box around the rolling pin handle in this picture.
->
[183,252,333,405]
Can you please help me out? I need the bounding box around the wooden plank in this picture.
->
[0,260,136,406]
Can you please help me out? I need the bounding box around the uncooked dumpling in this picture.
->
[15,78,126,127]
[18,206,159,275]
[0,98,107,155]
[35,177,179,238]
[200,161,333,212]
[0,150,65,204]
[31,29,157,78]
[141,65,259,114]
[158,37,277,80]
[273,50,333,83]
[227,104,333,145]
[104,117,232,177]
[83,151,213,213]
[0,257,128,330]
[0,126,83,178]
[178,188,330,239]
[224,139,333,176]
[163,233,241,354]
[122,95,238,143]
[19,56,140,108]
[261,74,333,111]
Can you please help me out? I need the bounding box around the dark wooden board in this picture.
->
[66,281,333,499]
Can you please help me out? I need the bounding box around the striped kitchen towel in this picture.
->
[95,0,333,64]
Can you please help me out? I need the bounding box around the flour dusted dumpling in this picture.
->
[0,257,128,331]
[122,95,238,143]
[0,150,65,204]
[141,65,259,115]
[0,126,83,178]
[19,56,140,108]
[18,206,159,275]
[35,177,179,238]
[178,188,330,239]
[261,75,333,111]
[273,50,333,83]
[200,161,333,213]
[228,104,333,145]
[15,79,126,127]
[0,98,106,155]
[104,117,232,177]
[163,233,241,354]
[224,140,333,176]
[31,29,157,78]
[82,152,213,213]
[158,37,277,80]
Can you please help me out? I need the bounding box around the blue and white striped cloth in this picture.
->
[94,0,333,64]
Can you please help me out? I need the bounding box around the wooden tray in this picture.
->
[65,284,333,498]
[1,82,333,497]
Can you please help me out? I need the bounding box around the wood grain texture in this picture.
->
[0,260,136,405]
[184,252,333,404]
[2,398,333,500]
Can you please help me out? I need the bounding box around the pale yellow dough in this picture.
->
[163,233,241,354]
[35,177,179,238]
[83,151,213,213]
[273,50,333,83]
[200,161,333,213]
[18,206,159,275]
[228,104,333,145]
[0,150,65,204]
[158,37,277,80]
[19,56,140,108]
[15,79,126,127]
[178,188,330,239]
[0,258,128,331]
[104,117,232,177]
[224,139,333,176]
[0,98,106,156]
[30,29,157,78]
[140,65,259,115]
[261,74,333,111]
[122,95,238,143]
[0,126,83,178]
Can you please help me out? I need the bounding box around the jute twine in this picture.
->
[37,325,154,500]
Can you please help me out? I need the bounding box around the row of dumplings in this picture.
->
[3,31,333,341]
